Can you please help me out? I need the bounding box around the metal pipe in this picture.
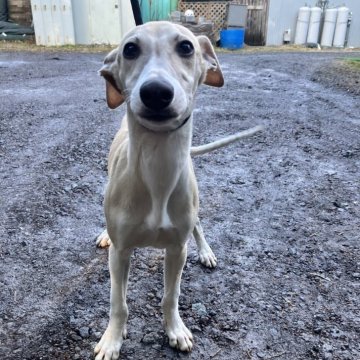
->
[130,0,143,26]
[344,11,352,47]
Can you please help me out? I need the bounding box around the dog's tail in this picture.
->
[190,125,264,156]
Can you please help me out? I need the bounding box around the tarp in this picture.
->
[0,20,34,40]
[0,0,8,22]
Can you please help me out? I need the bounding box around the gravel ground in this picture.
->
[0,49,359,360]
[311,59,360,96]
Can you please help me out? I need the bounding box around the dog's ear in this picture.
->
[99,48,125,109]
[197,36,224,87]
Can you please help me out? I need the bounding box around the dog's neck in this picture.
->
[127,114,193,229]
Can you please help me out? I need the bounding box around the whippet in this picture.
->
[94,21,262,360]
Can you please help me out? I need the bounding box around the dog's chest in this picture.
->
[106,162,197,249]
[107,180,196,249]
[105,126,198,249]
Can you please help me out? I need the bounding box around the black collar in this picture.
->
[172,115,191,132]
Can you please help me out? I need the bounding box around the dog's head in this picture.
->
[100,21,223,132]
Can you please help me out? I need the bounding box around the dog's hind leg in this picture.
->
[193,218,217,268]
[96,229,111,248]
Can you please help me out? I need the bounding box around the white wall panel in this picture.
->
[266,0,360,47]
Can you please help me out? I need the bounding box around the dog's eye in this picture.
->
[176,40,194,57]
[123,42,140,59]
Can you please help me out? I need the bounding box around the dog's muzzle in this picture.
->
[136,78,190,132]
[140,79,175,120]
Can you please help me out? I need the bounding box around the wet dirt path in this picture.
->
[0,50,359,359]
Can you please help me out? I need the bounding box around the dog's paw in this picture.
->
[165,315,193,352]
[94,327,127,360]
[96,229,111,248]
[198,247,217,268]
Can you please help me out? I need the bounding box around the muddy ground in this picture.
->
[0,49,359,360]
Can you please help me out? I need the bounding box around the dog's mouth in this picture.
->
[140,109,178,122]
[138,112,191,133]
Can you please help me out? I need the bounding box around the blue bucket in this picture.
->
[220,28,245,49]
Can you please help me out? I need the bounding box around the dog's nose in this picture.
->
[140,80,174,112]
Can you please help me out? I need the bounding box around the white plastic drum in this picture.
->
[321,8,338,47]
[294,6,311,45]
[307,7,322,44]
[333,6,350,47]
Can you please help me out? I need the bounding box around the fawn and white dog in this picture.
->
[94,21,262,360]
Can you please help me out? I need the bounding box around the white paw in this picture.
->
[96,229,111,248]
[94,327,127,360]
[165,315,193,352]
[198,247,217,268]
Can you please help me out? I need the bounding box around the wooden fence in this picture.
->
[178,0,269,45]
[8,0,32,26]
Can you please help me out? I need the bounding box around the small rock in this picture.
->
[209,310,217,317]
[93,331,102,338]
[312,345,320,353]
[78,326,90,339]
[210,328,222,339]
[192,303,207,317]
[71,333,82,342]
[270,222,281,229]
[327,170,337,176]
[330,327,345,339]
[323,343,333,353]
[223,333,237,343]
[142,332,158,345]
[190,325,202,332]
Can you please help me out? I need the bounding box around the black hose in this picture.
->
[130,0,143,26]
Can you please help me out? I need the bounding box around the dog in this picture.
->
[94,21,262,360]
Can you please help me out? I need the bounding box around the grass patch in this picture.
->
[345,57,360,69]
[0,40,115,53]
[1,39,359,56]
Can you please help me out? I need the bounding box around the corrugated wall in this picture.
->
[71,0,135,45]
[140,0,178,22]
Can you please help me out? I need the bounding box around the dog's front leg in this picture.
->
[95,245,132,360]
[163,245,193,352]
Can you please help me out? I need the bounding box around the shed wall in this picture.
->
[266,0,360,47]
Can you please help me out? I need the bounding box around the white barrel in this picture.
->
[307,7,322,44]
[321,8,338,47]
[333,6,350,47]
[294,6,311,44]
